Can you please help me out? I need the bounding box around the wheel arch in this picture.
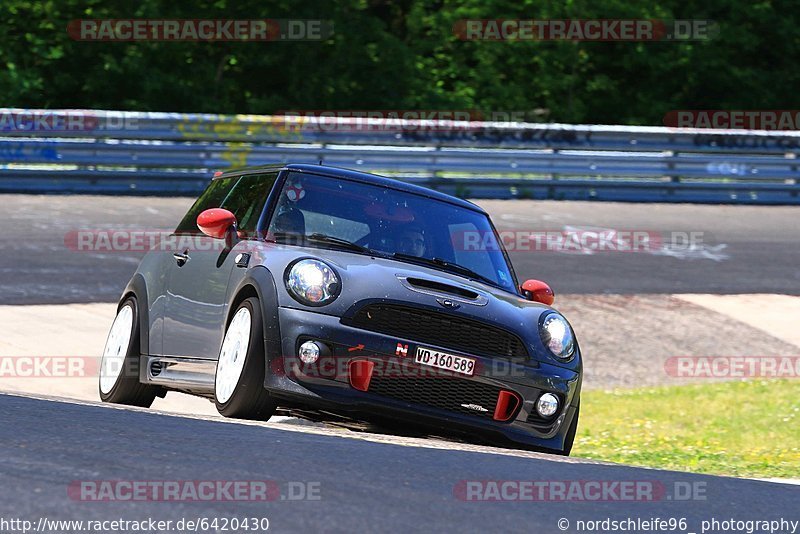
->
[226,266,281,351]
[227,285,260,328]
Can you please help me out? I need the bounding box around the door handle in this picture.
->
[173,251,190,266]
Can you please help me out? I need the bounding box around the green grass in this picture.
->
[574,379,800,478]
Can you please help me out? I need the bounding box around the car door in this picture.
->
[162,172,278,359]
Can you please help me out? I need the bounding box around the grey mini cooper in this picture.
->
[99,164,582,454]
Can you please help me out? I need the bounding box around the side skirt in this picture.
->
[141,356,217,397]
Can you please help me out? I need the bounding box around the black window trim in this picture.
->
[173,171,279,238]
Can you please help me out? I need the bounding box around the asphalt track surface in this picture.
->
[3,393,798,534]
[1,195,799,304]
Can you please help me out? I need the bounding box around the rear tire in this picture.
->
[98,297,158,407]
[214,297,277,420]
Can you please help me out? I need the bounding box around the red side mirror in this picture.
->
[197,208,237,239]
[521,279,555,305]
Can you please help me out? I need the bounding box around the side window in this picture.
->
[174,173,278,236]
[221,172,278,238]
[174,177,237,234]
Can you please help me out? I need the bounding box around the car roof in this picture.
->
[213,163,485,213]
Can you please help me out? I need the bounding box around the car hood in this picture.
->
[251,242,577,367]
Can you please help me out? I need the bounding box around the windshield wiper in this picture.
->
[391,253,501,288]
[269,231,387,257]
[305,233,379,255]
[265,231,303,244]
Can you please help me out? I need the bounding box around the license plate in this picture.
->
[414,346,476,376]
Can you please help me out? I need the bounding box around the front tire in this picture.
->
[214,297,277,419]
[98,297,158,407]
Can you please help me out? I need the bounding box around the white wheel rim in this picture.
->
[99,304,134,394]
[215,307,252,404]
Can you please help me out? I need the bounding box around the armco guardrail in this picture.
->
[1,108,799,203]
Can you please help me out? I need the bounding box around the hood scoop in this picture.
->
[398,276,488,306]
[407,277,479,299]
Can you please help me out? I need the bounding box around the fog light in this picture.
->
[536,393,559,417]
[299,341,321,364]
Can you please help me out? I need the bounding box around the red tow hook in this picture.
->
[493,390,522,422]
[349,360,375,392]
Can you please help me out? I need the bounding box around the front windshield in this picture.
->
[266,172,516,291]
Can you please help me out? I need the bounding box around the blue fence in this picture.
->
[2,108,800,203]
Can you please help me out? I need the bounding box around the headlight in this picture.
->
[539,313,575,360]
[286,259,341,306]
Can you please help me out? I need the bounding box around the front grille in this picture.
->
[347,303,528,359]
[368,375,503,419]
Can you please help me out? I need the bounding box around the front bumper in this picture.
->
[264,306,582,453]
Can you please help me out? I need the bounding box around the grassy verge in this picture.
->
[573,379,799,478]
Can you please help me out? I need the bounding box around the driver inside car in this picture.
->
[397,226,426,257]
[270,206,306,243]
